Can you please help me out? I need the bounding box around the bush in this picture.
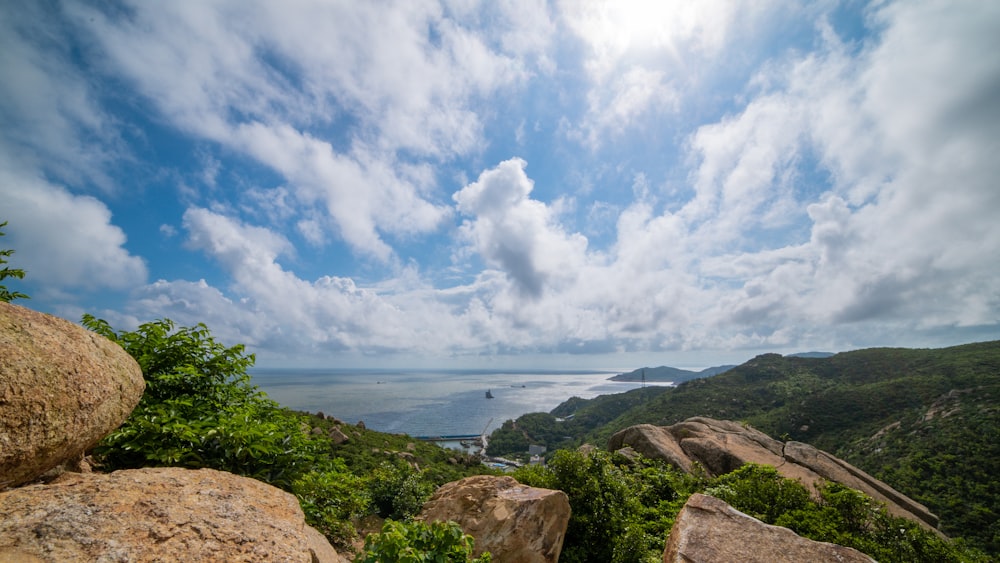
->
[367,462,434,520]
[515,450,640,563]
[357,520,490,563]
[85,316,323,488]
[293,461,369,549]
[703,463,811,523]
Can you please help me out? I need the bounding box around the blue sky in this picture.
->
[2,0,999,369]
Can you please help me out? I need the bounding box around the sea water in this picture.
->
[250,368,660,438]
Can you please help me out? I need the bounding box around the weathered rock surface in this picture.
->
[607,424,693,472]
[0,303,145,488]
[609,417,938,530]
[328,426,350,444]
[0,467,346,562]
[663,493,875,563]
[418,475,570,563]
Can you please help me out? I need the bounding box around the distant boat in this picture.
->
[485,389,494,399]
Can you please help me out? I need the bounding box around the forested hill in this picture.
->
[487,341,1000,554]
[607,364,735,382]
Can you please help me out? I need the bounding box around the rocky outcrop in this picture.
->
[663,493,875,562]
[609,417,938,530]
[0,467,346,562]
[0,302,145,488]
[418,475,570,563]
[607,424,693,472]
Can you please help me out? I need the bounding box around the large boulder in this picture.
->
[663,493,875,563]
[607,424,693,472]
[0,467,346,562]
[418,475,570,563]
[609,417,938,530]
[0,303,145,488]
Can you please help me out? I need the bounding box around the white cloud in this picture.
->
[454,158,589,297]
[683,90,806,246]
[167,208,470,358]
[558,0,796,146]
[0,2,120,191]
[679,0,1000,338]
[231,123,451,261]
[0,157,147,293]
[63,1,530,261]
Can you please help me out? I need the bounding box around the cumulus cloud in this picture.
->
[454,158,589,297]
[62,1,531,261]
[682,0,1000,340]
[161,208,469,358]
[0,158,147,293]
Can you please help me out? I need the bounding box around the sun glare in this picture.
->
[565,0,728,75]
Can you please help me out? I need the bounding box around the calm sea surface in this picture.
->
[250,368,662,437]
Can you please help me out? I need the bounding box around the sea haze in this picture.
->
[250,368,662,437]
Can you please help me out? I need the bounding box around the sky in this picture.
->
[1,0,999,370]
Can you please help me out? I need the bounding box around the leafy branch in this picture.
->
[0,220,29,302]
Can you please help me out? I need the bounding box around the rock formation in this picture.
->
[609,417,939,530]
[328,426,350,445]
[0,302,145,488]
[663,493,875,562]
[418,475,570,563]
[0,467,346,563]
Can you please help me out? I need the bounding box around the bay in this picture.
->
[250,368,661,438]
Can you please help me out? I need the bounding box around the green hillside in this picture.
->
[608,364,736,382]
[488,341,1000,554]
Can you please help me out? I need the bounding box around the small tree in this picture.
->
[0,221,29,302]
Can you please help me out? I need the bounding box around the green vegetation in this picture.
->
[608,364,735,383]
[492,342,1000,556]
[357,520,491,563]
[514,452,987,563]
[83,316,317,486]
[514,449,702,563]
[0,221,29,302]
[486,386,670,459]
[83,316,493,555]
[74,311,1000,559]
[704,464,984,562]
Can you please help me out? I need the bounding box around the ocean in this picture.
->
[249,368,662,438]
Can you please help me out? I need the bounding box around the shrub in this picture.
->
[702,463,811,523]
[293,461,369,549]
[515,449,639,563]
[84,316,322,488]
[367,462,434,520]
[357,520,490,563]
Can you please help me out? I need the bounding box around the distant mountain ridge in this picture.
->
[608,364,736,383]
[785,351,835,358]
[609,352,836,383]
